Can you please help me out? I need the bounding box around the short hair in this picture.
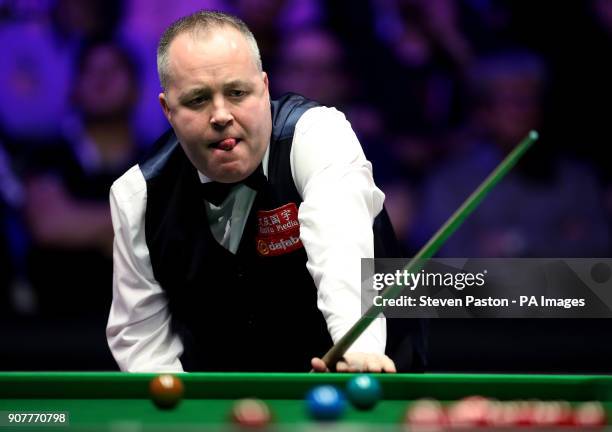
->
[157,10,262,90]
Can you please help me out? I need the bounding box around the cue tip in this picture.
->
[529,130,539,141]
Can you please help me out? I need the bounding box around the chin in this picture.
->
[212,167,250,184]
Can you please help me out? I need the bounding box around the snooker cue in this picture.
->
[320,130,539,370]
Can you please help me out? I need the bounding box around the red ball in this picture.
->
[231,398,272,427]
[488,401,524,426]
[405,398,447,429]
[149,374,184,409]
[514,400,536,426]
[447,396,493,428]
[574,401,606,427]
[531,401,570,426]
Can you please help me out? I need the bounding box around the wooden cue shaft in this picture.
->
[320,130,539,369]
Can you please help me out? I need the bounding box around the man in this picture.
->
[107,10,422,372]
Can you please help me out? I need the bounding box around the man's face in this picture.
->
[159,26,271,183]
[76,45,136,120]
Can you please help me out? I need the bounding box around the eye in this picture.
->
[228,89,247,98]
[187,95,207,107]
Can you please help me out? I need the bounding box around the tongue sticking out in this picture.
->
[216,138,237,151]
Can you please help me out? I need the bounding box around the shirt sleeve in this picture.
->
[291,106,386,354]
[106,165,185,372]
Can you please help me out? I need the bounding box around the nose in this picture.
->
[210,96,233,130]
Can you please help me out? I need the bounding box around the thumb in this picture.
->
[311,357,329,372]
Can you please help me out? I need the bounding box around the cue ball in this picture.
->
[149,374,184,409]
[346,375,382,410]
[306,385,346,420]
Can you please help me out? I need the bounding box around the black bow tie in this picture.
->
[200,167,267,206]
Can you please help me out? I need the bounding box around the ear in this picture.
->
[262,71,269,91]
[159,92,171,122]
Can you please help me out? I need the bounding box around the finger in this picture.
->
[347,361,362,373]
[311,357,329,372]
[343,353,360,371]
[364,358,382,373]
[335,360,350,373]
[362,354,382,373]
[382,356,397,373]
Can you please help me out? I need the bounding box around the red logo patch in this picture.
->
[256,203,303,256]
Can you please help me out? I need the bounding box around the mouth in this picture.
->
[209,137,241,151]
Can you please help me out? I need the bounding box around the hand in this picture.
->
[311,353,397,373]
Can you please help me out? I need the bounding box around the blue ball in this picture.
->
[346,375,382,410]
[306,385,346,420]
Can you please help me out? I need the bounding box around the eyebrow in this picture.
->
[177,80,254,103]
[178,88,210,104]
[223,79,252,89]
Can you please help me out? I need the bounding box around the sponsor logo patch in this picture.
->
[256,203,303,256]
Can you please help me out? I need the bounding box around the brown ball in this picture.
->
[149,374,184,409]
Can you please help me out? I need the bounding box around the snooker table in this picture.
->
[1,372,611,431]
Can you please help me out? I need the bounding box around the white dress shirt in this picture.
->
[107,106,387,372]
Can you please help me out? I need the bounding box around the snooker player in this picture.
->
[107,10,418,372]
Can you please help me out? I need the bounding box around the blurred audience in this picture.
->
[23,39,143,319]
[0,0,122,143]
[0,141,24,316]
[272,27,393,185]
[367,0,473,137]
[273,28,350,106]
[360,0,478,239]
[272,28,384,133]
[412,51,610,257]
[233,0,324,66]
